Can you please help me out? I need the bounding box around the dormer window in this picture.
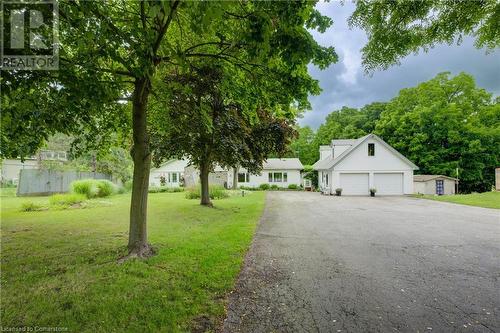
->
[368,143,375,156]
[332,148,334,159]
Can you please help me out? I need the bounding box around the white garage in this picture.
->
[313,134,419,196]
[339,173,369,195]
[374,172,404,195]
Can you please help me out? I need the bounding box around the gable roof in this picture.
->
[263,158,303,170]
[414,175,458,182]
[150,158,189,172]
[331,139,357,146]
[313,134,418,170]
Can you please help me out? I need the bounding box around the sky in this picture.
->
[300,1,500,129]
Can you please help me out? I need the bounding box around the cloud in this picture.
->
[337,48,361,85]
[300,1,500,129]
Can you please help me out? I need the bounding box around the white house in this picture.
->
[1,150,67,184]
[149,159,189,187]
[235,158,303,188]
[150,158,303,188]
[312,134,418,195]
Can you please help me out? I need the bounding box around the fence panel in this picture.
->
[17,169,112,196]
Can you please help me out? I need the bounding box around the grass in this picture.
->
[416,191,500,209]
[1,190,266,332]
[0,187,17,197]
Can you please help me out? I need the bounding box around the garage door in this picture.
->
[339,173,369,195]
[374,173,403,195]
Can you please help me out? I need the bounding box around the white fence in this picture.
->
[17,169,111,196]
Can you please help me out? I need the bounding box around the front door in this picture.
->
[436,179,444,195]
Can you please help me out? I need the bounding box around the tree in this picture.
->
[3,1,336,258]
[313,102,386,149]
[350,0,500,71]
[150,64,298,206]
[375,72,500,192]
[287,126,318,165]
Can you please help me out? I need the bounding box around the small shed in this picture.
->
[414,175,458,195]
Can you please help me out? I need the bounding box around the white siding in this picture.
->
[149,159,189,187]
[334,138,414,194]
[414,179,456,195]
[237,168,301,188]
[332,144,351,158]
[1,159,38,182]
[319,146,332,160]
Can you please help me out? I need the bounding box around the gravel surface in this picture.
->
[223,192,500,333]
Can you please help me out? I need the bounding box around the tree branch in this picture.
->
[152,0,181,55]
[59,58,136,78]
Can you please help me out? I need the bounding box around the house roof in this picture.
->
[263,158,303,170]
[151,158,190,172]
[313,134,419,171]
[331,139,357,146]
[414,175,458,182]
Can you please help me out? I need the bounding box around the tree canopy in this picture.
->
[350,0,500,70]
[150,63,298,205]
[2,1,337,258]
[375,72,499,192]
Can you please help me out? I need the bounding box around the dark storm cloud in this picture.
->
[300,1,500,128]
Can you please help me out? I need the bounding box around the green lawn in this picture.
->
[417,191,500,209]
[1,190,265,332]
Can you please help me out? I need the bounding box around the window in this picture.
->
[325,173,329,186]
[171,172,178,183]
[238,173,249,183]
[368,143,375,156]
[273,172,282,182]
[268,172,287,182]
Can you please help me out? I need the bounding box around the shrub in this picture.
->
[287,184,299,190]
[185,189,200,199]
[210,185,229,199]
[240,186,258,191]
[259,183,270,190]
[49,193,87,207]
[96,180,116,197]
[71,179,98,198]
[270,184,279,190]
[124,180,133,191]
[149,186,184,193]
[70,179,116,198]
[149,186,161,193]
[185,185,229,200]
[20,201,44,212]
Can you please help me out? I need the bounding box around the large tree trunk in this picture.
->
[232,166,238,190]
[199,161,212,207]
[126,77,155,259]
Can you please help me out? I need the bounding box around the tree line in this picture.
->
[288,72,500,193]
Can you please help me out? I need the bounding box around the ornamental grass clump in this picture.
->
[70,179,116,198]
[185,185,229,200]
[49,193,87,208]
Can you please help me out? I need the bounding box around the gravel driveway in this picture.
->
[223,192,500,333]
